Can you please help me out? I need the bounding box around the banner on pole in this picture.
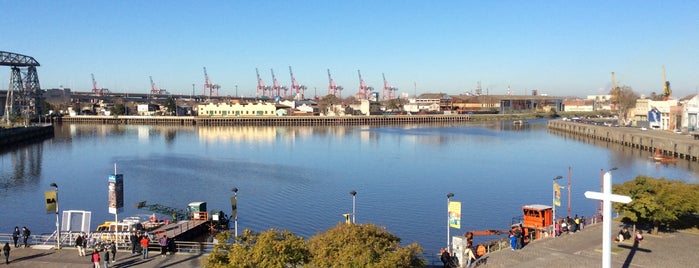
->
[108,174,124,214]
[448,201,461,229]
[45,190,57,213]
[554,182,561,207]
[230,196,237,219]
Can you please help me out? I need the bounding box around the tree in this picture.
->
[612,176,699,234]
[165,96,177,116]
[111,103,126,116]
[317,94,341,115]
[308,223,425,268]
[206,229,309,268]
[609,85,638,125]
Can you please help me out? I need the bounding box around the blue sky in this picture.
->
[2,1,698,98]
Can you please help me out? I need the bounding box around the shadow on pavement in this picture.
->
[13,251,54,262]
[159,253,203,268]
[619,240,652,268]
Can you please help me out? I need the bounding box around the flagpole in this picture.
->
[446,193,454,251]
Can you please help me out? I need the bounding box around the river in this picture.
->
[1,119,697,252]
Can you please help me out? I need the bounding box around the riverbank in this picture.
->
[0,124,54,148]
[56,113,543,126]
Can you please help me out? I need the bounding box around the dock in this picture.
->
[548,120,699,161]
[150,219,210,241]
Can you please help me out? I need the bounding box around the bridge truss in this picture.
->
[1,51,42,124]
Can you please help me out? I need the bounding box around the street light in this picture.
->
[50,182,60,249]
[552,176,562,237]
[446,192,454,251]
[349,190,357,224]
[231,187,238,237]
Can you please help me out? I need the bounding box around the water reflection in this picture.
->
[0,144,43,190]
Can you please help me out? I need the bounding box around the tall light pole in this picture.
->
[446,192,454,251]
[50,182,60,249]
[552,176,562,237]
[349,190,357,224]
[231,187,238,237]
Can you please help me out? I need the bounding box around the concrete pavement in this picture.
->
[2,246,205,268]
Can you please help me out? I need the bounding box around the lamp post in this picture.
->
[50,182,60,249]
[446,192,454,251]
[232,187,238,238]
[349,190,357,224]
[552,176,562,237]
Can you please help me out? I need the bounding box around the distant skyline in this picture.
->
[2,1,698,98]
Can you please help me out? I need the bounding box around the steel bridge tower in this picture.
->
[1,51,42,124]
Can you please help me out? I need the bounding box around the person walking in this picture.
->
[109,240,116,262]
[509,230,516,250]
[3,243,10,264]
[130,232,138,255]
[21,227,30,248]
[103,248,110,268]
[159,235,168,257]
[464,243,477,268]
[91,250,101,268]
[514,226,522,250]
[75,234,85,256]
[139,234,150,259]
[12,227,20,248]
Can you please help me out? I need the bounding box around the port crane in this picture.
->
[256,68,271,98]
[357,70,374,100]
[202,67,220,98]
[289,66,307,100]
[91,73,109,95]
[270,68,288,98]
[149,76,168,96]
[382,73,398,100]
[327,69,343,99]
[662,65,671,100]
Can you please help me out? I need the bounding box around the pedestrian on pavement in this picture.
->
[514,226,523,250]
[75,234,85,256]
[91,250,101,268]
[509,230,516,250]
[465,243,477,268]
[140,234,150,259]
[109,240,116,262]
[21,227,30,248]
[159,234,168,257]
[3,242,10,264]
[12,227,20,248]
[103,248,110,268]
[130,232,138,254]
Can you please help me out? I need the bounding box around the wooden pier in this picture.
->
[151,219,209,241]
[548,120,699,161]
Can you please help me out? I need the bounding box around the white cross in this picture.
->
[584,172,632,268]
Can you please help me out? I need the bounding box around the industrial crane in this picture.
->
[270,68,288,98]
[289,66,307,100]
[256,68,271,98]
[327,69,343,99]
[91,73,109,95]
[149,76,167,96]
[203,67,220,98]
[662,65,671,100]
[382,73,398,100]
[357,70,374,100]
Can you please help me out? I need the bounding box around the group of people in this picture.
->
[508,224,525,250]
[3,226,32,264]
[89,243,116,268]
[129,232,176,260]
[555,215,584,236]
[616,226,644,243]
[439,245,477,268]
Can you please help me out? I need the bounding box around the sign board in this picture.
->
[45,190,57,213]
[108,174,124,214]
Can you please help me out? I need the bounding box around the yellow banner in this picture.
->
[448,201,461,229]
[45,190,57,213]
[554,183,561,207]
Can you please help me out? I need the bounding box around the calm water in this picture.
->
[1,119,697,252]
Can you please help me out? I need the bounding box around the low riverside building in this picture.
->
[197,102,280,117]
[633,98,679,130]
[680,95,699,131]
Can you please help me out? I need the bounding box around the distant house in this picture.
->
[562,99,595,112]
[137,104,160,116]
[197,102,278,117]
[633,98,679,130]
[679,94,699,131]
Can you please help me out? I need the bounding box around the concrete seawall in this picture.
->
[548,120,699,161]
[0,124,54,148]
